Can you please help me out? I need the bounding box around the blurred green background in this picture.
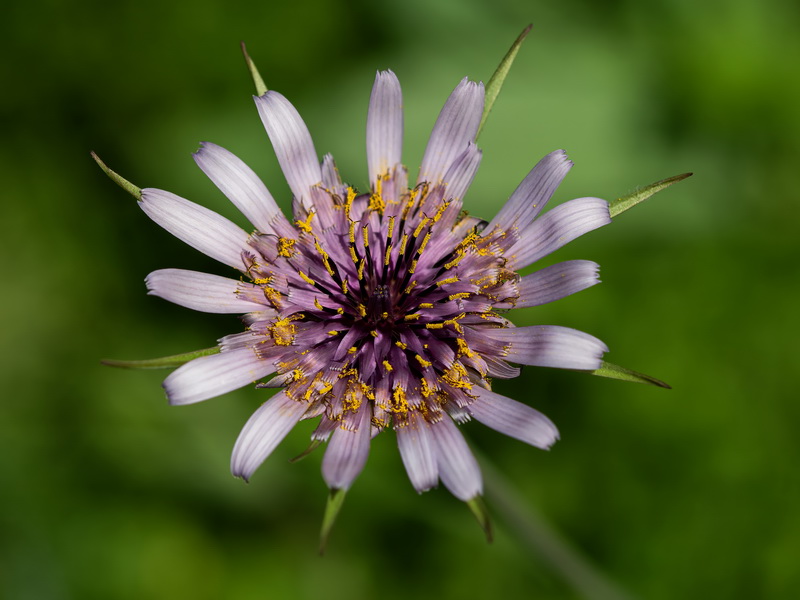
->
[2,0,799,598]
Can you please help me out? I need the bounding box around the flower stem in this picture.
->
[479,455,635,600]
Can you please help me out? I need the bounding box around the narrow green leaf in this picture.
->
[289,439,323,463]
[101,346,220,370]
[466,496,493,543]
[589,361,671,389]
[91,151,142,199]
[609,172,692,219]
[477,24,533,139]
[319,488,347,555]
[240,42,267,96]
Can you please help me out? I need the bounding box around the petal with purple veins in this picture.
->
[431,414,483,501]
[230,391,308,481]
[322,403,372,490]
[163,348,276,406]
[139,188,251,270]
[367,70,403,184]
[470,387,559,449]
[418,78,484,186]
[396,414,438,493]
[254,91,322,206]
[193,142,287,234]
[146,268,267,314]
[514,260,600,308]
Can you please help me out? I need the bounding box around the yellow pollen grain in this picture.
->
[327,330,339,336]
[357,304,366,317]
[415,354,432,368]
[348,346,358,354]
[294,211,315,234]
[394,341,407,349]
[370,330,378,337]
[382,360,393,372]
[277,237,297,257]
[253,277,271,285]
[419,302,433,309]
[336,307,344,314]
[456,338,474,357]
[381,311,389,319]
[391,386,408,414]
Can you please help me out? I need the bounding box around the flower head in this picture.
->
[132,70,613,504]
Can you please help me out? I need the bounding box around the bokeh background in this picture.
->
[2,0,799,598]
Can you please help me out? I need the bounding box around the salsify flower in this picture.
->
[140,70,608,500]
[97,39,684,539]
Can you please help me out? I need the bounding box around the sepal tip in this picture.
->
[91,151,142,200]
[319,488,347,555]
[466,496,493,543]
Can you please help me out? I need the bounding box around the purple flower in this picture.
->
[139,71,611,502]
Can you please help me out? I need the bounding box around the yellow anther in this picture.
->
[425,322,445,330]
[419,302,434,309]
[348,346,358,354]
[357,304,366,317]
[418,232,432,254]
[448,292,471,301]
[294,211,315,234]
[277,237,297,257]
[391,386,408,414]
[362,225,370,248]
[384,243,393,266]
[403,313,421,321]
[341,278,349,294]
[327,330,340,336]
[314,297,324,310]
[395,341,407,350]
[456,338,474,357]
[404,281,418,294]
[436,276,459,287]
[413,218,430,238]
[387,216,395,240]
[299,271,316,286]
[357,258,366,280]
[409,259,418,274]
[415,355,432,368]
[399,233,409,255]
[348,220,356,244]
[370,330,378,338]
[382,360,393,372]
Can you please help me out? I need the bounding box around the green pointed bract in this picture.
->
[477,24,533,140]
[609,172,693,219]
[589,361,671,389]
[91,151,142,200]
[289,439,323,464]
[241,42,268,96]
[319,488,347,555]
[466,496,493,543]
[101,346,220,370]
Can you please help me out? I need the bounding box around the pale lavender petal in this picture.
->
[139,188,251,270]
[441,142,482,201]
[254,91,322,204]
[321,153,343,191]
[367,70,403,183]
[515,260,600,308]
[431,415,482,501]
[418,78,484,185]
[470,387,559,449]
[230,391,307,481]
[146,268,266,313]
[484,325,607,370]
[396,415,438,493]
[508,197,611,269]
[485,150,572,234]
[163,348,276,406]
[322,404,372,490]
[193,142,283,233]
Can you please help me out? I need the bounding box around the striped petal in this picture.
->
[470,387,559,449]
[441,142,482,201]
[193,142,285,234]
[396,414,438,493]
[485,325,608,371]
[431,415,482,501]
[145,268,267,314]
[254,91,322,205]
[139,188,251,270]
[418,78,484,185]
[230,391,308,481]
[163,348,276,406]
[322,403,372,490]
[486,149,572,234]
[367,70,403,183]
[515,260,600,308]
[508,197,611,269]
